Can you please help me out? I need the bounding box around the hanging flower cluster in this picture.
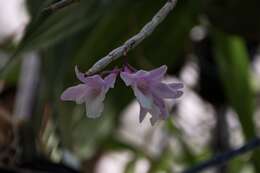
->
[61,65,183,125]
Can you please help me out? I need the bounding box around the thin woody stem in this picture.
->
[85,0,178,75]
[182,137,260,173]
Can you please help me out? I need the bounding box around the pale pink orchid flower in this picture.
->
[120,65,183,125]
[61,66,117,118]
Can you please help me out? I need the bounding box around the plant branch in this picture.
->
[85,0,178,75]
[43,0,80,14]
[182,137,260,173]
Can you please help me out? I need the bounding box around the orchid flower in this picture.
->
[61,66,117,118]
[120,65,183,125]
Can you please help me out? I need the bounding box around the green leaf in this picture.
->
[0,0,104,76]
[213,30,260,172]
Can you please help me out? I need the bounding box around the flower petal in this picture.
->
[153,83,183,99]
[153,95,168,119]
[85,90,106,118]
[168,82,184,90]
[120,72,135,86]
[75,66,87,83]
[104,73,117,89]
[135,70,148,77]
[149,106,160,125]
[84,75,105,88]
[75,66,105,87]
[60,84,88,104]
[133,85,153,109]
[120,67,150,85]
[144,65,167,81]
[123,66,132,73]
